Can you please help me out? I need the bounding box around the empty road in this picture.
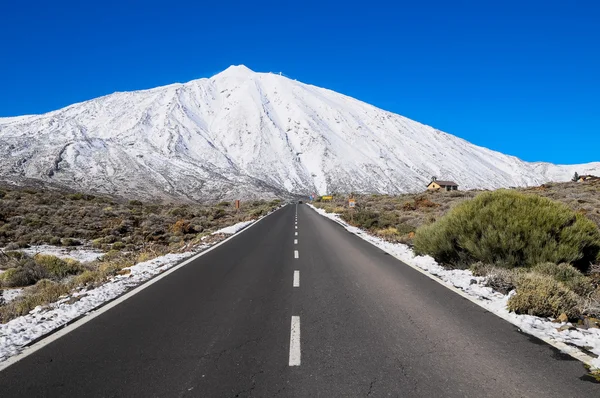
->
[0,204,597,397]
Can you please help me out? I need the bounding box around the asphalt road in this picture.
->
[0,204,598,397]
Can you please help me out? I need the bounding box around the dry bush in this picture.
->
[34,254,83,280]
[0,279,71,322]
[532,262,593,296]
[507,273,581,319]
[470,263,520,295]
[0,262,47,288]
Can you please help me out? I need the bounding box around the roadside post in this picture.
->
[349,198,356,223]
[235,199,240,212]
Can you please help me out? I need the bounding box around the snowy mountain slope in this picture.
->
[0,65,598,201]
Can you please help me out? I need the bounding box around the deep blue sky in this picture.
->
[1,1,598,164]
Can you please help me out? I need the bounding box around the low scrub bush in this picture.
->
[470,263,520,295]
[34,254,83,280]
[507,272,581,319]
[532,262,593,296]
[351,210,380,230]
[72,270,105,287]
[171,219,195,235]
[111,242,126,250]
[376,227,400,239]
[60,238,80,247]
[414,190,600,272]
[0,262,47,288]
[0,279,71,322]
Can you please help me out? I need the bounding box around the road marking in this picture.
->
[295,226,297,229]
[0,207,287,373]
[294,239,298,244]
[295,232,298,236]
[289,316,301,366]
[293,270,300,287]
[294,250,299,259]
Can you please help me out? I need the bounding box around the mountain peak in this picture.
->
[217,65,255,77]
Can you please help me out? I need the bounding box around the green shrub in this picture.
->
[352,210,379,230]
[0,262,47,287]
[396,222,416,236]
[507,272,581,319]
[34,254,83,280]
[49,237,61,245]
[72,270,105,287]
[250,208,266,217]
[532,262,593,296]
[414,190,600,271]
[60,238,80,247]
[211,208,226,220]
[112,242,126,250]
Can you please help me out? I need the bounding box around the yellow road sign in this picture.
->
[321,196,333,201]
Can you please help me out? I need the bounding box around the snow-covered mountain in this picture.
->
[0,65,598,201]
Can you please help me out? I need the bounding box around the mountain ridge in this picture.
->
[1,65,598,201]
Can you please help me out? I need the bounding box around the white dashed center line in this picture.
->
[295,232,298,236]
[289,316,301,366]
[294,250,299,259]
[294,239,298,244]
[293,270,300,287]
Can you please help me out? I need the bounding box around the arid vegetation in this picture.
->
[0,185,281,322]
[314,180,600,321]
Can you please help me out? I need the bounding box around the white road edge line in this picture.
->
[289,316,301,366]
[0,205,287,373]
[294,250,299,259]
[293,270,300,287]
[306,205,598,369]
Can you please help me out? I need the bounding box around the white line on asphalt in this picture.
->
[295,225,297,229]
[294,250,299,259]
[295,232,298,236]
[294,239,298,244]
[293,270,300,287]
[289,316,301,366]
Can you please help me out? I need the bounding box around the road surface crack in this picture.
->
[366,377,378,396]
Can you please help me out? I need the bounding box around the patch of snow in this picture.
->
[18,245,105,263]
[211,220,255,235]
[1,289,23,304]
[308,204,600,370]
